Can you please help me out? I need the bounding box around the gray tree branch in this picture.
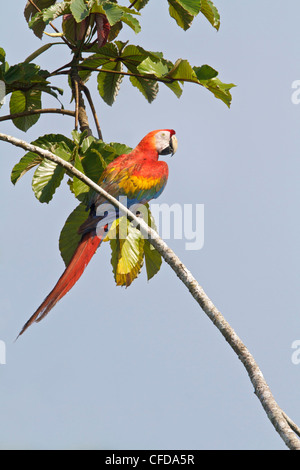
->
[0,131,299,450]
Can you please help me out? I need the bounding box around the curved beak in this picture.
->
[160,134,178,156]
[170,135,178,156]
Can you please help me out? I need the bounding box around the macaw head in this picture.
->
[155,129,178,156]
[137,129,178,158]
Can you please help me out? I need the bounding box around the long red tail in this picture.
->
[18,232,102,337]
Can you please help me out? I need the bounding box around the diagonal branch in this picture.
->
[0,131,299,450]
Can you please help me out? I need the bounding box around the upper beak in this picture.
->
[170,135,178,156]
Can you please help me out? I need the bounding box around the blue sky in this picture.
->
[0,1,300,450]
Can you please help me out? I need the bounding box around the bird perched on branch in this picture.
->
[18,129,177,337]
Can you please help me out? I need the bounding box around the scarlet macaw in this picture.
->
[18,129,177,336]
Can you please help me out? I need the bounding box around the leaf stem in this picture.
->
[68,64,209,87]
[129,0,139,8]
[79,64,175,83]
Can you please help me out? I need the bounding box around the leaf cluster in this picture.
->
[2,0,235,287]
[0,47,63,131]
[0,0,234,132]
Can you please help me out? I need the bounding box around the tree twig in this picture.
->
[129,0,139,8]
[0,108,75,123]
[70,66,93,136]
[282,412,300,438]
[81,84,103,140]
[73,78,79,131]
[0,131,299,450]
[57,65,175,85]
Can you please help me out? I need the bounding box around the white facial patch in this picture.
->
[155,131,171,154]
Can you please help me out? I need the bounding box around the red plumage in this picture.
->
[18,129,177,337]
[17,232,102,337]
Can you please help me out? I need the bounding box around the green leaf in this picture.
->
[31,137,74,203]
[59,203,90,266]
[70,0,90,22]
[28,1,71,37]
[119,43,147,64]
[175,0,201,16]
[107,20,123,42]
[168,0,220,31]
[143,205,162,280]
[32,158,66,203]
[35,84,64,102]
[108,217,145,287]
[193,64,218,80]
[144,240,162,281]
[73,152,90,198]
[14,134,74,201]
[36,134,75,155]
[200,0,220,31]
[129,72,158,103]
[120,12,141,33]
[4,65,26,85]
[102,3,124,25]
[81,42,120,67]
[0,47,6,63]
[123,48,160,102]
[108,142,132,156]
[120,44,165,69]
[199,77,235,107]
[11,152,43,185]
[24,0,57,38]
[167,59,198,81]
[168,0,194,30]
[136,57,183,98]
[81,140,121,182]
[97,61,123,106]
[163,79,183,98]
[11,134,74,184]
[106,203,163,285]
[120,45,182,99]
[9,89,42,132]
[131,0,150,10]
[137,57,168,77]
[27,12,46,39]
[91,1,140,32]
[79,134,95,152]
[4,62,41,84]
[81,149,104,184]
[24,0,57,22]
[42,1,71,24]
